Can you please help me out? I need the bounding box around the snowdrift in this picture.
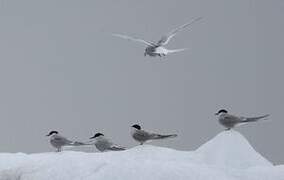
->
[0,130,283,180]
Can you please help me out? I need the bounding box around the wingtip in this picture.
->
[263,114,270,118]
[264,114,270,120]
[169,134,178,138]
[258,114,271,122]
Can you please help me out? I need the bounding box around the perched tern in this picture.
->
[46,131,87,152]
[89,133,126,152]
[215,109,270,130]
[131,124,177,145]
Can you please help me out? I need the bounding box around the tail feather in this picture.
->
[243,114,270,122]
[71,141,89,146]
[109,146,126,151]
[153,134,178,140]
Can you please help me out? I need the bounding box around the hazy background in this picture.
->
[0,0,283,164]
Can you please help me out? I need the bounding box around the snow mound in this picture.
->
[0,131,283,180]
[196,130,272,169]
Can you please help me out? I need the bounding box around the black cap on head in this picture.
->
[90,133,104,139]
[215,109,228,115]
[46,131,58,136]
[132,124,141,130]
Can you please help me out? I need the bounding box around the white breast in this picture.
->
[155,47,168,55]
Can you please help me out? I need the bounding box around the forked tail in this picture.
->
[243,114,270,123]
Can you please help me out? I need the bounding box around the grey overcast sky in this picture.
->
[0,0,283,164]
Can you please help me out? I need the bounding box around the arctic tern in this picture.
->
[89,133,126,152]
[46,131,87,152]
[131,124,177,145]
[215,109,270,130]
[113,17,202,57]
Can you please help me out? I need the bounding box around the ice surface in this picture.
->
[0,130,283,180]
[196,130,272,169]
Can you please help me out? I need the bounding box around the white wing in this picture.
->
[112,33,156,47]
[166,48,188,54]
[154,47,187,55]
[157,17,203,46]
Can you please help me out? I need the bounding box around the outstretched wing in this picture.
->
[166,48,188,54]
[112,33,156,47]
[157,17,202,46]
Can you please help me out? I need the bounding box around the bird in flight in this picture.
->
[113,17,202,57]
